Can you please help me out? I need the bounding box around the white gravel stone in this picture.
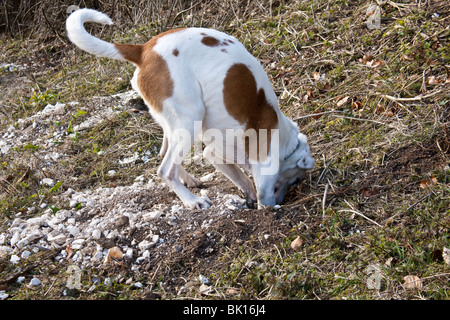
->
[40,178,55,187]
[16,238,29,249]
[26,229,44,242]
[28,278,41,287]
[47,232,67,245]
[142,211,162,220]
[10,255,20,264]
[71,239,85,250]
[92,229,102,239]
[142,250,151,261]
[67,225,80,237]
[138,240,153,252]
[199,274,209,284]
[10,232,20,247]
[21,250,31,259]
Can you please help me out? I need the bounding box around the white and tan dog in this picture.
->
[66,8,314,209]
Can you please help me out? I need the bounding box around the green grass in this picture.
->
[1,0,449,300]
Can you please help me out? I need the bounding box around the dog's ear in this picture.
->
[297,133,308,145]
[297,151,315,169]
[296,134,315,169]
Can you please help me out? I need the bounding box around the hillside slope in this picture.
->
[0,0,449,300]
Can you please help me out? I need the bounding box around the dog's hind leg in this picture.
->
[159,133,168,158]
[156,102,211,209]
[178,165,201,188]
[157,137,211,209]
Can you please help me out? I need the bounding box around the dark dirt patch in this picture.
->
[383,131,449,177]
[131,202,303,295]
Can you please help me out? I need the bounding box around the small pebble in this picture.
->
[28,278,41,288]
[40,178,55,187]
[10,255,20,264]
[199,274,209,284]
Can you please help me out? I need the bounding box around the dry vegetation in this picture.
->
[0,0,449,300]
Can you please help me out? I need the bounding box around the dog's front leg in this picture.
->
[202,144,257,207]
[251,165,278,209]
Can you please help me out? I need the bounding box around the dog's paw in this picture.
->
[182,176,202,188]
[185,196,212,210]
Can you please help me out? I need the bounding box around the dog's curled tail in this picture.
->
[66,8,142,65]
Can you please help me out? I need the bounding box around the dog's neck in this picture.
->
[277,114,300,160]
[283,139,300,160]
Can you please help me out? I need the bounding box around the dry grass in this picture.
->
[1,0,449,300]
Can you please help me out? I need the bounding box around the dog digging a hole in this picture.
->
[66,8,315,210]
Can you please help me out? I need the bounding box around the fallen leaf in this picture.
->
[384,257,394,267]
[367,59,384,68]
[360,187,379,198]
[362,54,374,64]
[427,75,439,85]
[336,96,350,107]
[226,288,240,295]
[375,104,385,114]
[403,275,423,290]
[401,54,415,61]
[104,246,123,264]
[419,179,428,189]
[302,89,313,102]
[199,283,214,295]
[66,245,74,260]
[352,100,363,110]
[361,54,384,68]
[419,176,438,189]
[290,236,303,250]
[313,71,321,82]
[443,247,450,265]
[302,93,309,102]
[312,109,324,120]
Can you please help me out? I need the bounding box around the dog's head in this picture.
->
[274,133,315,204]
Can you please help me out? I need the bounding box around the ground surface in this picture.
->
[0,0,449,300]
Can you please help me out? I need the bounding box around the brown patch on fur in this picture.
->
[223,63,278,161]
[137,53,173,113]
[114,44,143,65]
[117,28,186,113]
[201,36,220,47]
[172,48,179,56]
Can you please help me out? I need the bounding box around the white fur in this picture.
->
[66,9,315,209]
[66,9,124,61]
